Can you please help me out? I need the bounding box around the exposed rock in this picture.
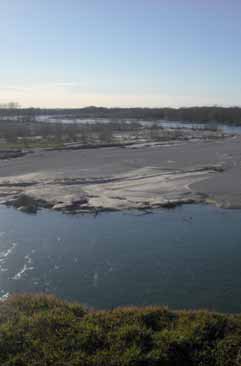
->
[17,205,38,214]
[6,194,51,214]
[0,150,29,160]
[9,194,38,214]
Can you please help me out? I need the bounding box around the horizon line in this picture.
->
[1,104,241,109]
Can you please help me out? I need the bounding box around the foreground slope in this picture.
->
[0,294,240,365]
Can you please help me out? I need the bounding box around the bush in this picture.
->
[0,294,240,366]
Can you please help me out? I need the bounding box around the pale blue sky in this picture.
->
[0,0,241,107]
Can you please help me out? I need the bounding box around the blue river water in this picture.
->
[0,204,240,313]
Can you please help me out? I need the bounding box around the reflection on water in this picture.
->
[0,205,241,313]
[158,121,241,134]
[38,116,241,135]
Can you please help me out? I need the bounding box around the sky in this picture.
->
[0,0,241,108]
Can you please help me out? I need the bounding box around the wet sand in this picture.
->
[0,135,240,212]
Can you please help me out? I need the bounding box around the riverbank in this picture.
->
[0,293,240,366]
[0,134,240,213]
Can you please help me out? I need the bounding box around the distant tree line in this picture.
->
[0,120,120,145]
[1,106,241,124]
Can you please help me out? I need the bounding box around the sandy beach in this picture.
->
[0,135,240,212]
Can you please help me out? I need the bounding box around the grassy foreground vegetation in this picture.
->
[0,294,240,365]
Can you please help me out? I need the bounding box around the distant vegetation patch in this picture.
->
[1,105,241,124]
[0,110,226,151]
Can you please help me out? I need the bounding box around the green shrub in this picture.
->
[0,294,240,366]
[216,335,241,366]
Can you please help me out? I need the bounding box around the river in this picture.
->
[0,204,240,312]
